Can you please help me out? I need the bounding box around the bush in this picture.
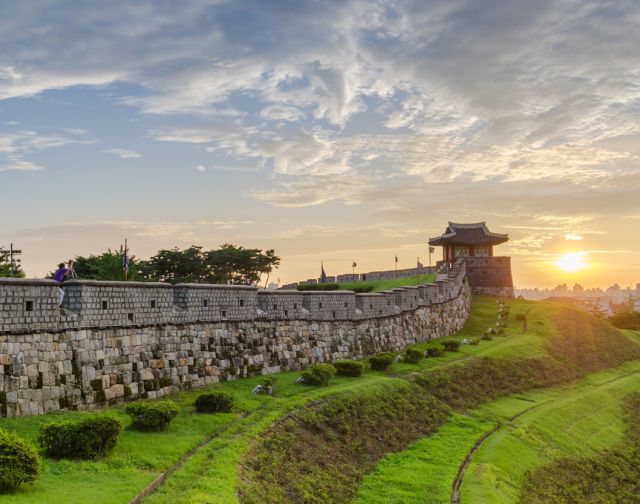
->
[300,363,336,386]
[334,360,365,377]
[481,333,493,341]
[296,283,339,291]
[369,352,395,371]
[404,348,423,364]
[469,338,480,346]
[0,429,40,490]
[425,347,443,358]
[125,400,180,431]
[350,286,374,293]
[39,415,121,459]
[195,391,234,413]
[442,340,460,352]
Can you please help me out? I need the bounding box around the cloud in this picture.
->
[564,233,584,241]
[102,148,142,159]
[0,129,96,173]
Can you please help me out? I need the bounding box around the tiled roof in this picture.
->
[428,222,509,246]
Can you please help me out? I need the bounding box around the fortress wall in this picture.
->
[174,284,258,322]
[0,261,470,417]
[463,256,514,297]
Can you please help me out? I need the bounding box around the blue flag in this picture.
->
[320,263,327,283]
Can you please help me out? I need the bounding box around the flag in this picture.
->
[395,255,398,264]
[429,246,435,254]
[122,239,129,278]
[352,261,357,269]
[320,262,327,283]
[417,258,424,274]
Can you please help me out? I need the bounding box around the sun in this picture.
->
[555,252,587,273]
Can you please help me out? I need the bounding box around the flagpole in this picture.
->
[417,257,420,284]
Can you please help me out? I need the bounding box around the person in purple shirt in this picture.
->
[53,263,69,306]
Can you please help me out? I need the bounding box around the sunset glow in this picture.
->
[556,252,587,273]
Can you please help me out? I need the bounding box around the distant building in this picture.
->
[429,221,513,297]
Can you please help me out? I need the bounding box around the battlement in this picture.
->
[0,260,467,333]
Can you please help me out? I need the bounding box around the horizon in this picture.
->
[2,1,639,290]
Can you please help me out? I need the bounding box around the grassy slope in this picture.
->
[462,363,640,503]
[356,363,640,504]
[355,304,640,504]
[337,274,436,292]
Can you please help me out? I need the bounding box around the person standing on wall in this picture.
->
[53,262,70,307]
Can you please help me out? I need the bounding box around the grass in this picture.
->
[1,295,635,503]
[337,274,436,292]
[462,362,640,503]
[355,361,640,504]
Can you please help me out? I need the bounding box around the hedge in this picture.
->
[300,363,336,386]
[195,391,234,413]
[126,400,180,431]
[441,340,460,352]
[0,428,40,490]
[369,352,395,371]
[296,283,339,291]
[404,348,423,364]
[39,415,121,459]
[334,360,365,377]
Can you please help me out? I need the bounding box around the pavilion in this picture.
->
[428,222,509,262]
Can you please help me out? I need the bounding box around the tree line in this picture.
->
[0,244,280,285]
[69,244,280,285]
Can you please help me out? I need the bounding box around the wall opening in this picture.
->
[102,300,108,310]
[221,310,227,318]
[150,300,156,309]
[25,300,34,312]
[239,299,244,307]
[203,299,209,308]
[128,313,134,322]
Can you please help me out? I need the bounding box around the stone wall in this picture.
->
[463,256,514,297]
[0,260,470,417]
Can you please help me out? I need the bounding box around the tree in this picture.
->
[140,244,280,285]
[0,248,25,278]
[64,249,142,281]
[205,244,280,285]
[139,246,209,284]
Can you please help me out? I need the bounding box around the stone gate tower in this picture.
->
[429,222,514,297]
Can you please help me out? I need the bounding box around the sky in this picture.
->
[1,0,639,288]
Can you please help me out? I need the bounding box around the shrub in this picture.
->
[296,283,339,291]
[350,286,374,293]
[469,338,480,346]
[404,348,423,364]
[481,333,493,341]
[334,360,365,377]
[125,400,180,431]
[195,391,234,413]
[300,363,336,386]
[442,340,460,352]
[369,352,395,371]
[0,429,40,490]
[39,415,121,459]
[425,347,443,358]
